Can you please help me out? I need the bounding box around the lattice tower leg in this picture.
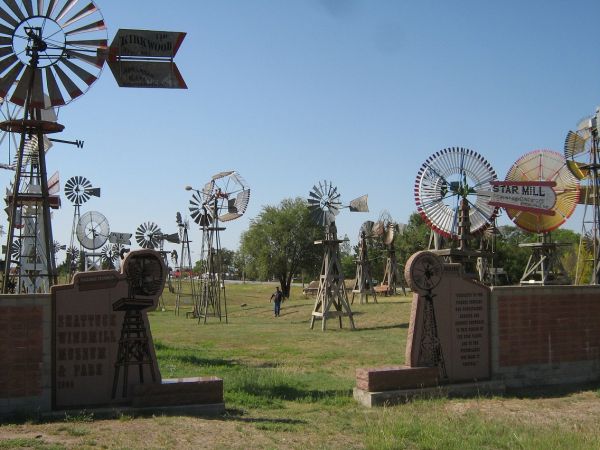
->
[111,309,156,398]
[418,292,447,379]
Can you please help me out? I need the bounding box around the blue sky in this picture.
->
[2,0,600,257]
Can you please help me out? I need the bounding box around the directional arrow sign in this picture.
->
[108,29,187,89]
[484,181,557,216]
[108,60,187,89]
[109,232,132,245]
[110,29,186,59]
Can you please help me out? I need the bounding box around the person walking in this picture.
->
[270,286,284,317]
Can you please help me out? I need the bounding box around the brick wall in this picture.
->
[0,295,51,414]
[491,286,600,387]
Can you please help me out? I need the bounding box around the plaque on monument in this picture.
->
[405,251,490,382]
[52,250,165,408]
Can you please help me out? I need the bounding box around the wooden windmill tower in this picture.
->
[376,212,406,296]
[307,181,368,331]
[351,221,377,304]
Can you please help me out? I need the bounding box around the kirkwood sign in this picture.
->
[479,181,557,215]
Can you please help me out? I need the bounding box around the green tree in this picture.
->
[395,212,431,268]
[240,197,323,297]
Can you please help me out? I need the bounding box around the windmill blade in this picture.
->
[9,65,33,106]
[349,194,369,212]
[564,130,590,158]
[61,57,99,85]
[4,0,26,21]
[61,2,99,28]
[44,67,67,106]
[0,5,19,27]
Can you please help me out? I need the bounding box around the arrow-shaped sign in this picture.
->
[107,29,187,89]
[109,232,132,245]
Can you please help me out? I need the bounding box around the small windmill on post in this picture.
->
[351,220,377,304]
[308,181,368,331]
[64,176,100,276]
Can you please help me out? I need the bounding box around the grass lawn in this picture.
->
[1,282,600,449]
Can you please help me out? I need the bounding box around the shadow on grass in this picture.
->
[354,323,409,332]
[503,380,600,400]
[154,342,238,368]
[233,382,352,403]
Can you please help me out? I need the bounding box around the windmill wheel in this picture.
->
[0,0,107,108]
[100,244,118,268]
[66,246,79,265]
[194,171,251,223]
[64,176,93,205]
[307,180,342,226]
[124,252,165,297]
[189,192,212,227]
[53,240,66,255]
[414,147,498,239]
[10,239,21,260]
[136,222,161,249]
[76,211,109,250]
[505,150,580,233]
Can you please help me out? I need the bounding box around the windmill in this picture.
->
[135,220,180,309]
[174,211,198,316]
[564,109,600,284]
[100,243,120,270]
[187,170,251,324]
[307,180,368,331]
[351,220,377,304]
[414,147,499,279]
[374,211,407,296]
[112,250,166,399]
[64,176,100,275]
[76,210,109,271]
[0,0,187,293]
[502,150,579,285]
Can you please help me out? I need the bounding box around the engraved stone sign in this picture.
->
[52,250,165,408]
[405,251,490,382]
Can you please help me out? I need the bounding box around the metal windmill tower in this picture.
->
[351,220,377,304]
[64,176,100,275]
[564,109,600,284]
[174,212,198,316]
[307,180,368,331]
[0,0,186,293]
[1,100,59,293]
[187,171,251,324]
